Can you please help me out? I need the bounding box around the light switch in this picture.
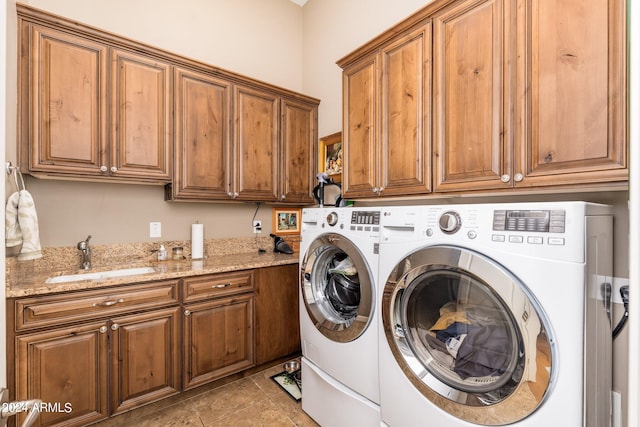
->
[149,222,162,238]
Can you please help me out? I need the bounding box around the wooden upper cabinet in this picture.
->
[342,53,379,198]
[110,49,172,181]
[340,21,432,198]
[433,0,508,192]
[19,20,172,183]
[515,0,627,187]
[380,23,432,196]
[21,24,109,177]
[280,97,317,204]
[233,85,279,201]
[171,67,231,200]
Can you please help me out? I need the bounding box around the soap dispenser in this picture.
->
[157,245,167,261]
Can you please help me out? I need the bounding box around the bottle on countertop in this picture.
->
[157,244,167,261]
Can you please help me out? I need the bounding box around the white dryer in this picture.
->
[377,202,613,426]
[299,207,381,427]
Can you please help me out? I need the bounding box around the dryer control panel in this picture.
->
[492,210,566,233]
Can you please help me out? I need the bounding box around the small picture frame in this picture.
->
[318,131,342,182]
[272,208,302,235]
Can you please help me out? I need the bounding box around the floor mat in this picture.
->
[270,370,302,401]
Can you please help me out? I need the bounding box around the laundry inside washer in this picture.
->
[326,254,361,317]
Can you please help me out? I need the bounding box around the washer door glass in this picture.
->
[382,245,554,425]
[301,234,374,343]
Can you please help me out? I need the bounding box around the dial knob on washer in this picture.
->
[439,211,461,234]
[326,212,339,226]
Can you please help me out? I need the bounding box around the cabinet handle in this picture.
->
[111,323,119,331]
[514,173,524,182]
[212,283,232,288]
[184,310,191,316]
[281,194,286,200]
[500,174,511,183]
[110,166,118,173]
[372,187,378,193]
[99,326,108,334]
[93,298,124,307]
[100,165,108,173]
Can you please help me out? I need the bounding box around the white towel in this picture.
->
[5,190,43,260]
[5,191,22,247]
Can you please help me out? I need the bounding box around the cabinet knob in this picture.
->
[184,310,191,316]
[372,187,378,193]
[500,174,511,183]
[514,173,524,182]
[110,166,118,173]
[281,194,286,200]
[110,323,119,331]
[99,326,108,334]
[100,165,108,173]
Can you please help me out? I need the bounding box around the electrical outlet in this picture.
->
[149,222,162,238]
[253,220,262,234]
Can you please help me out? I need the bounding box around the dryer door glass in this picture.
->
[382,245,554,425]
[301,233,374,343]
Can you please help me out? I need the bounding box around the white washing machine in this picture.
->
[299,207,381,426]
[377,202,613,426]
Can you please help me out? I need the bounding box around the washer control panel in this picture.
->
[349,210,380,232]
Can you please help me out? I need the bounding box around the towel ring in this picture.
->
[6,162,26,191]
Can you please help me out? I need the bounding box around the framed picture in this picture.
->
[318,132,342,182]
[272,208,302,235]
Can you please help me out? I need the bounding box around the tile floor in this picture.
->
[93,357,319,427]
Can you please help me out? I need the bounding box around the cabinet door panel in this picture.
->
[25,25,108,176]
[380,23,432,196]
[255,265,300,364]
[280,98,316,204]
[342,54,379,198]
[434,0,508,191]
[234,86,279,201]
[110,308,180,414]
[183,294,255,389]
[15,323,109,427]
[517,0,627,186]
[173,68,231,199]
[111,50,172,181]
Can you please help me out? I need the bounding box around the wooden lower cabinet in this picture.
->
[9,265,299,426]
[15,322,109,427]
[182,293,255,390]
[110,308,180,415]
[255,264,301,364]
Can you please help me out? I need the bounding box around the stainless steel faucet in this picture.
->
[77,235,92,270]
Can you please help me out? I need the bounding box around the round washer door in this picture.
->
[301,233,374,343]
[382,245,555,425]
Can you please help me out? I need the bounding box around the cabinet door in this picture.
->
[380,22,432,196]
[110,308,180,415]
[15,322,109,427]
[254,265,300,364]
[233,86,279,201]
[110,49,172,181]
[22,24,108,176]
[433,0,509,192]
[342,53,379,198]
[280,97,317,204]
[172,67,232,200]
[183,294,255,390]
[515,0,627,187]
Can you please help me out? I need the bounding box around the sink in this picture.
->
[45,267,156,284]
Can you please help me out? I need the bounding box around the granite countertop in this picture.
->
[7,250,299,299]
